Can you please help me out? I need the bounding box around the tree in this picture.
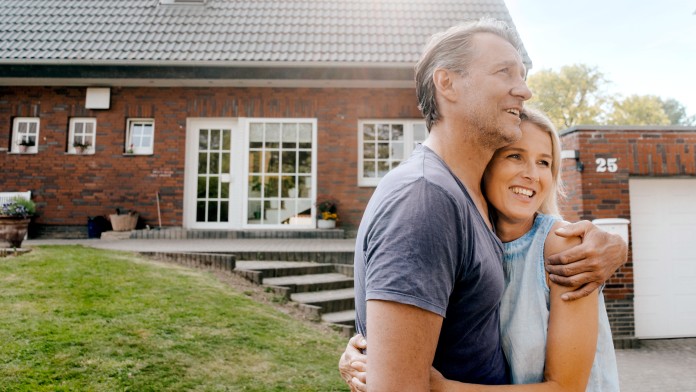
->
[607,95,670,126]
[527,63,695,129]
[527,64,612,130]
[660,98,696,126]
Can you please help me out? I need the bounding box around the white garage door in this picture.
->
[629,178,696,338]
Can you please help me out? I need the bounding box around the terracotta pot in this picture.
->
[0,217,31,248]
[317,219,336,229]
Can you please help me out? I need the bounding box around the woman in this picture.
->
[339,108,619,391]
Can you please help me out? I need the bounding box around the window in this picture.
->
[246,120,315,227]
[68,118,96,154]
[126,118,155,155]
[11,117,40,154]
[358,120,428,186]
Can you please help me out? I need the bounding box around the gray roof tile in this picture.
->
[0,0,530,66]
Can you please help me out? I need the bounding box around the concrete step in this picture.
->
[321,310,356,325]
[292,288,355,314]
[323,310,357,337]
[234,261,335,283]
[263,273,353,293]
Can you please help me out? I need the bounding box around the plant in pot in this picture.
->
[73,140,92,154]
[316,198,339,229]
[17,138,35,153]
[0,196,36,248]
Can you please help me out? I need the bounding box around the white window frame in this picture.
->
[11,117,40,154]
[125,118,155,155]
[357,119,428,186]
[68,117,96,155]
[242,118,317,229]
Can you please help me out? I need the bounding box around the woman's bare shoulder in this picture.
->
[543,220,582,259]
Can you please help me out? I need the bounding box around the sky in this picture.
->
[505,0,696,118]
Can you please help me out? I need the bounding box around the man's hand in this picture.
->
[338,334,367,392]
[545,220,628,301]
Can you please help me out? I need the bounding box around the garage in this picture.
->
[629,178,696,338]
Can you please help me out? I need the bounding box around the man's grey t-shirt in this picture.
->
[354,144,508,384]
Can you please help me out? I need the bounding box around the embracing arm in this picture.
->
[367,299,443,391]
[429,222,597,392]
[339,334,368,391]
[545,220,627,301]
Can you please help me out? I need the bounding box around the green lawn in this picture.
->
[0,246,350,391]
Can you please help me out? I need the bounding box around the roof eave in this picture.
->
[0,62,417,88]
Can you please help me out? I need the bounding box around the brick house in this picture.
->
[0,0,529,237]
[559,126,696,341]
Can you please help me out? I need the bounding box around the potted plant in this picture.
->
[73,140,92,154]
[316,198,339,229]
[17,138,35,153]
[109,208,139,232]
[0,196,36,248]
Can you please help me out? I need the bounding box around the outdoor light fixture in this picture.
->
[561,149,584,172]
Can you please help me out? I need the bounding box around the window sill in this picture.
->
[123,153,154,156]
[8,151,37,155]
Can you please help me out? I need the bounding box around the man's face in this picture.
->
[451,32,532,149]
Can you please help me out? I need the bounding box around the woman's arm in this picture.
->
[431,221,598,392]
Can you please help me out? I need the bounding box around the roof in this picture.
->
[0,0,532,85]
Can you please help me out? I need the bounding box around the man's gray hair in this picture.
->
[415,18,524,130]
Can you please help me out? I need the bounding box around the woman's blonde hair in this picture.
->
[519,107,565,216]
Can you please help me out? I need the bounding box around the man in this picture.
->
[351,19,626,391]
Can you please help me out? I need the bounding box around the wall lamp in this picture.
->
[561,149,584,172]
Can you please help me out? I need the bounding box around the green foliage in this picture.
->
[0,196,36,218]
[528,63,695,130]
[607,95,670,126]
[660,98,696,126]
[0,246,350,391]
[527,64,612,129]
[316,199,338,214]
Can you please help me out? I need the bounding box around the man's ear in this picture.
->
[433,68,458,102]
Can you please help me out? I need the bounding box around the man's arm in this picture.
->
[545,220,628,301]
[367,299,443,391]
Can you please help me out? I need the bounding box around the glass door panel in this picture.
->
[196,128,232,223]
[247,120,314,226]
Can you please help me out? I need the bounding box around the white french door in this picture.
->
[183,118,317,229]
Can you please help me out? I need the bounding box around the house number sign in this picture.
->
[595,158,618,173]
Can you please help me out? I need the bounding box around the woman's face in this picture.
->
[483,121,554,224]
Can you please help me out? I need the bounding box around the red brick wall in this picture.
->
[560,127,696,338]
[1,86,421,232]
[559,132,582,223]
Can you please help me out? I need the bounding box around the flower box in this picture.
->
[317,219,336,229]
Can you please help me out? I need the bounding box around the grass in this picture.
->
[0,246,350,391]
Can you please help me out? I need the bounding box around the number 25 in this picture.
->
[596,158,618,173]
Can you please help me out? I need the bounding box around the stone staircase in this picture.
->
[235,260,356,336]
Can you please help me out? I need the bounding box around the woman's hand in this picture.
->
[338,334,368,391]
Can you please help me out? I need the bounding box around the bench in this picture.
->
[0,191,32,206]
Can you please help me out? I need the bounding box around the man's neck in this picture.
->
[422,121,496,228]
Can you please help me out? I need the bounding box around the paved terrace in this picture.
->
[26,238,356,254]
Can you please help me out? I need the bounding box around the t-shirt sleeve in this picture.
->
[364,178,463,317]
